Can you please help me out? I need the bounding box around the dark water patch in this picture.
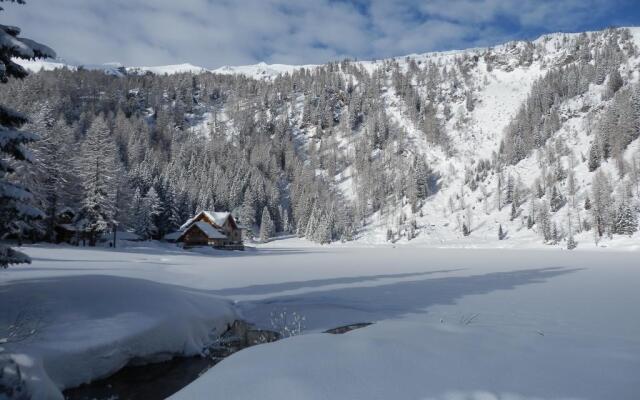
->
[324,322,373,334]
[64,320,279,400]
[63,320,373,400]
[63,355,217,400]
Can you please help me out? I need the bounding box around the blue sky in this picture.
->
[2,0,639,68]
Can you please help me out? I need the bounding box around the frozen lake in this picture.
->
[2,243,639,399]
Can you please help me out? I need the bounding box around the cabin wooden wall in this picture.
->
[183,227,209,245]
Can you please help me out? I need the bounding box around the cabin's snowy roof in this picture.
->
[206,211,231,227]
[114,231,141,241]
[179,210,230,231]
[180,221,227,240]
[163,231,182,241]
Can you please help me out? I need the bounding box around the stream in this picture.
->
[63,320,372,400]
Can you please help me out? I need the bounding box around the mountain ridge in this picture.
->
[16,26,640,79]
[4,26,640,248]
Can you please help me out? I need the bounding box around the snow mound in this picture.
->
[1,274,236,399]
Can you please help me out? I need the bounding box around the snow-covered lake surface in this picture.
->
[2,241,639,399]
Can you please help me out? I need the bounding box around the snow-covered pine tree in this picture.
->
[304,206,318,239]
[498,224,505,240]
[281,209,291,234]
[505,175,514,204]
[584,196,592,210]
[462,222,470,236]
[588,142,601,172]
[259,206,274,242]
[604,69,623,99]
[131,187,145,238]
[550,186,565,212]
[315,213,332,244]
[591,170,613,238]
[143,187,161,239]
[465,91,475,112]
[0,1,55,267]
[613,192,638,236]
[158,180,181,236]
[566,208,577,250]
[76,115,119,245]
[33,118,74,242]
[536,200,552,242]
[510,201,517,221]
[551,223,560,244]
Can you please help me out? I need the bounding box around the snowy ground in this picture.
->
[2,241,639,399]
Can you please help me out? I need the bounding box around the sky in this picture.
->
[1,0,639,69]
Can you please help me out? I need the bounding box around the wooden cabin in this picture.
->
[177,210,243,250]
[54,208,82,244]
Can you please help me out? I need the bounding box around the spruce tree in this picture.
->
[159,182,181,236]
[131,188,145,238]
[143,187,161,239]
[551,223,560,244]
[510,202,518,221]
[550,186,565,212]
[462,223,470,236]
[33,118,74,242]
[591,171,613,237]
[614,198,638,236]
[76,116,119,245]
[0,1,55,267]
[588,143,601,172]
[259,206,274,242]
[315,214,332,244]
[498,224,505,240]
[536,200,552,242]
[282,211,291,233]
[605,69,623,98]
[584,196,592,210]
[566,209,577,250]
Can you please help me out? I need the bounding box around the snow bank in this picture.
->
[173,316,640,400]
[1,272,235,399]
[171,246,640,400]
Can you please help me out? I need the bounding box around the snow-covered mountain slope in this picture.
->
[128,63,208,75]
[12,27,640,248]
[332,27,639,248]
[212,61,318,79]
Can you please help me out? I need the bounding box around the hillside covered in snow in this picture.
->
[5,27,640,249]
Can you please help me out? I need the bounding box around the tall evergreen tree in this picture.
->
[0,1,55,266]
[131,188,145,238]
[142,187,162,239]
[259,206,274,242]
[33,118,74,242]
[614,192,638,236]
[588,142,601,172]
[76,116,119,245]
[591,171,613,237]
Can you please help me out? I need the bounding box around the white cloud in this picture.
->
[0,0,623,68]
